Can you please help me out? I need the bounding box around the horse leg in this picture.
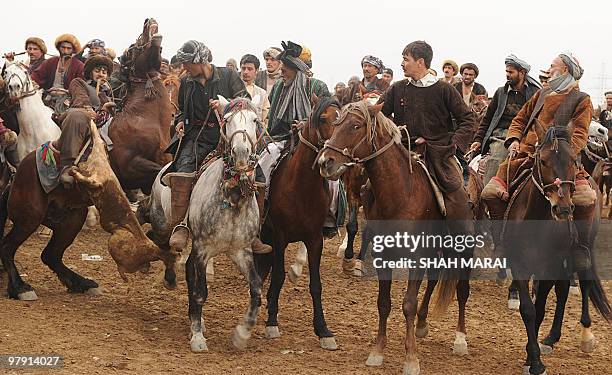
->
[341,204,359,274]
[578,276,595,353]
[415,269,438,338]
[1,219,40,300]
[303,235,336,349]
[229,248,262,350]
[186,248,209,352]
[453,277,471,356]
[354,223,372,277]
[402,273,424,375]
[288,242,307,284]
[42,208,100,294]
[536,280,558,354]
[516,279,546,375]
[508,279,521,310]
[366,269,392,367]
[264,238,287,339]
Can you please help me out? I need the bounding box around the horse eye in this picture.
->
[353,125,359,130]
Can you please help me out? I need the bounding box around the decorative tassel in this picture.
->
[144,77,159,100]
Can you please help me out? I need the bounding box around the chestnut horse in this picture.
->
[318,101,465,374]
[108,18,172,194]
[502,125,612,375]
[255,96,340,350]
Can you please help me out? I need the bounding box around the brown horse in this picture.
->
[0,115,174,300]
[319,101,466,374]
[255,96,340,350]
[108,18,173,194]
[502,125,612,375]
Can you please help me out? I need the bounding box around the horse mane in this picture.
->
[542,125,571,146]
[338,100,402,144]
[311,96,339,128]
[223,97,258,117]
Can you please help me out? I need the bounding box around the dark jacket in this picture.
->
[453,81,487,99]
[32,56,84,90]
[475,78,541,154]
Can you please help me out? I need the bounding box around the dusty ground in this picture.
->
[0,225,610,375]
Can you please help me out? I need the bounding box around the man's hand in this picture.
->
[175,121,185,136]
[209,99,220,111]
[470,141,481,152]
[508,140,520,154]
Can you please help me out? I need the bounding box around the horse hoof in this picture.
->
[352,259,364,277]
[452,332,468,356]
[232,324,251,350]
[523,366,547,375]
[508,298,520,310]
[402,359,420,375]
[319,336,338,351]
[342,258,355,274]
[415,324,429,338]
[581,338,596,353]
[288,264,302,284]
[539,342,553,355]
[190,333,208,353]
[264,326,281,339]
[163,278,177,290]
[365,352,383,367]
[85,287,104,296]
[18,291,38,301]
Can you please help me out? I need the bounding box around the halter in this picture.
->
[321,102,400,167]
[531,128,576,202]
[4,63,37,100]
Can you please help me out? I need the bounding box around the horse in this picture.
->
[254,96,340,350]
[0,113,175,300]
[143,96,263,351]
[2,62,61,162]
[107,18,173,194]
[502,124,612,375]
[318,101,467,374]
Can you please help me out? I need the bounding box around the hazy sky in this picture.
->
[5,0,612,105]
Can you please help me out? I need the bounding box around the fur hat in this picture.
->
[24,37,47,55]
[460,62,479,77]
[105,47,117,61]
[84,55,114,79]
[442,59,458,74]
[54,34,81,53]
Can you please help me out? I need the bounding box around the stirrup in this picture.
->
[171,221,191,237]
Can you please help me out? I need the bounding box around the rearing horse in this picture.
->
[108,18,173,194]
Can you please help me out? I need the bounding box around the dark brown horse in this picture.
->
[0,116,174,300]
[502,124,612,375]
[108,18,173,194]
[255,96,340,350]
[319,101,465,374]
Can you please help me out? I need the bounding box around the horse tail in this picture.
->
[432,267,459,316]
[588,251,612,323]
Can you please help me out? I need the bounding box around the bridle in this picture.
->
[531,127,575,202]
[4,63,37,100]
[321,102,401,167]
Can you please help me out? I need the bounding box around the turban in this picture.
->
[442,59,459,73]
[361,55,384,73]
[176,40,212,64]
[559,51,584,80]
[504,54,530,73]
[278,41,310,73]
[263,47,282,60]
[460,63,479,77]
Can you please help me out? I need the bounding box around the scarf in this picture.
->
[548,72,576,94]
[505,54,530,73]
[275,71,311,126]
[176,40,212,64]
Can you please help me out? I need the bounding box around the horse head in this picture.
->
[218,95,261,171]
[319,100,389,180]
[533,122,577,220]
[121,18,162,80]
[2,62,33,100]
[309,94,340,144]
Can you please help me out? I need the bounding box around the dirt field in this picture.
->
[0,226,610,375]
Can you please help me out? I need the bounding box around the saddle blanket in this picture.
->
[36,141,61,193]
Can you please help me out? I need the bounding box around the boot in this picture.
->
[483,190,508,256]
[571,205,594,271]
[251,184,272,254]
[168,173,195,251]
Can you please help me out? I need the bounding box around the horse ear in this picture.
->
[368,103,383,116]
[217,95,230,112]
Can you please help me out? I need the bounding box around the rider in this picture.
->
[163,40,266,253]
[481,52,595,271]
[75,39,106,63]
[381,40,476,235]
[254,47,282,93]
[3,37,48,73]
[57,54,115,187]
[337,55,389,105]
